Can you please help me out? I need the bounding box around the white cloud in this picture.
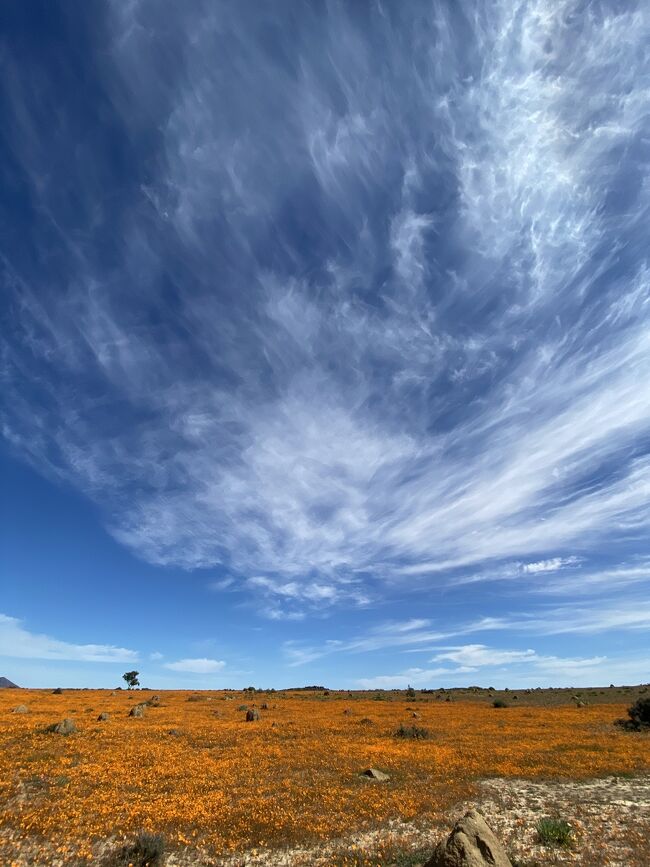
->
[432,645,537,667]
[2,0,650,625]
[149,651,164,661]
[0,613,139,663]
[357,667,475,690]
[521,557,579,574]
[164,657,225,674]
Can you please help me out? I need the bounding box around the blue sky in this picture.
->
[2,0,650,690]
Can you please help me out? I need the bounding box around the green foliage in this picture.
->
[536,817,572,847]
[405,684,416,698]
[393,723,430,740]
[123,671,140,690]
[493,699,509,708]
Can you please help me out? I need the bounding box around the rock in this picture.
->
[129,704,146,718]
[246,709,260,721]
[168,728,182,736]
[261,702,269,710]
[360,767,390,782]
[47,718,77,735]
[97,712,110,721]
[411,711,421,718]
[12,705,29,714]
[110,691,116,696]
[146,695,161,707]
[343,708,352,715]
[424,809,512,867]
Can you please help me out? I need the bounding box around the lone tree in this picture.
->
[123,670,140,690]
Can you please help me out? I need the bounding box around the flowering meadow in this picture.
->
[1,688,648,864]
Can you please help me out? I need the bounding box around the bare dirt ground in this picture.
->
[161,774,650,866]
[3,773,649,866]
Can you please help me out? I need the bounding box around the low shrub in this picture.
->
[615,696,650,731]
[536,817,572,847]
[628,697,650,729]
[493,699,508,708]
[104,831,165,866]
[394,723,430,740]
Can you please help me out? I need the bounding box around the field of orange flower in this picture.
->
[1,688,648,864]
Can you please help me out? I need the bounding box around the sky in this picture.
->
[1,0,650,690]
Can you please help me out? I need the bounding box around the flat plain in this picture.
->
[1,685,648,865]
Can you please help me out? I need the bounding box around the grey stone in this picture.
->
[246,708,260,721]
[424,809,512,867]
[12,705,29,714]
[360,767,390,782]
[129,704,146,718]
[47,718,77,735]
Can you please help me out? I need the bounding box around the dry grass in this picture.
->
[0,689,648,864]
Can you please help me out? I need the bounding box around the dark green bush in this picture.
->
[493,699,508,708]
[628,696,650,728]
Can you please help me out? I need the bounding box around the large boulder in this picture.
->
[129,704,146,718]
[47,718,77,735]
[246,709,260,721]
[97,712,110,721]
[425,809,512,867]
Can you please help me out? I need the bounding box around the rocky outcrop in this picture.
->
[47,718,77,735]
[425,809,512,867]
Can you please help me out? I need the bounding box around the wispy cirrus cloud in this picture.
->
[285,597,650,668]
[357,649,622,690]
[164,658,225,674]
[0,614,138,663]
[1,0,649,626]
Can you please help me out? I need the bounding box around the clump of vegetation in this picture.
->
[616,696,650,731]
[104,831,165,866]
[536,817,572,847]
[493,699,509,708]
[122,670,140,690]
[394,723,430,740]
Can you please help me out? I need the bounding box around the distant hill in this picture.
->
[0,677,20,688]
